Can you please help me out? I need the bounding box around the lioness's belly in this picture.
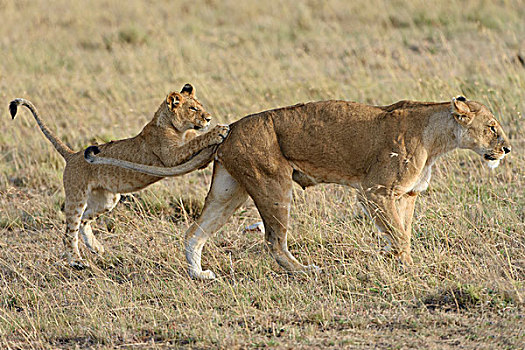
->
[290,162,363,188]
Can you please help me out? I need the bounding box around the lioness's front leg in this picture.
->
[397,193,418,236]
[361,190,413,264]
[159,125,229,167]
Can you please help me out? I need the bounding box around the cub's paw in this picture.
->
[88,242,105,255]
[209,124,230,144]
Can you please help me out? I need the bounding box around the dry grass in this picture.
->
[0,0,524,348]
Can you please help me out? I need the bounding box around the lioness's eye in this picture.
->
[489,126,497,134]
[189,106,198,112]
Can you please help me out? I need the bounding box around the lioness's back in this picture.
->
[217,99,456,187]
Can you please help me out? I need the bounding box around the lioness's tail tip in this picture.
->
[9,100,20,119]
[84,145,101,163]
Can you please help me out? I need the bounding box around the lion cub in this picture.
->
[9,84,229,269]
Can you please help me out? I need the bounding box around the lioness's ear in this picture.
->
[166,92,183,110]
[451,96,473,125]
[180,83,195,97]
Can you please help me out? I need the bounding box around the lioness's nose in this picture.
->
[503,146,511,154]
[205,116,211,122]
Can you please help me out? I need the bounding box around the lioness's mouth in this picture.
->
[193,125,203,130]
[484,154,498,161]
[483,153,504,169]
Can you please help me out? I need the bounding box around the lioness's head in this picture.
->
[452,96,511,168]
[161,84,211,132]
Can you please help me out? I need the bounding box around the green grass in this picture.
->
[0,0,524,348]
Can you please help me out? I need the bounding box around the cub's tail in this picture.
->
[9,98,74,159]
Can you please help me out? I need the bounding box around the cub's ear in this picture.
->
[166,92,183,110]
[180,83,195,97]
[451,96,473,125]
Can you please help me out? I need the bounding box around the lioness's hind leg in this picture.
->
[185,163,248,280]
[233,160,317,274]
[80,190,120,254]
[249,180,317,273]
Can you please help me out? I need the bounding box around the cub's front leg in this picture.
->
[159,125,229,167]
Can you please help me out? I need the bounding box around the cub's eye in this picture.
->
[489,125,497,134]
[189,106,199,112]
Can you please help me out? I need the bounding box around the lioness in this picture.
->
[10,84,229,269]
[85,96,511,279]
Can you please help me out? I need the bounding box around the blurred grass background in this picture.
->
[0,0,523,348]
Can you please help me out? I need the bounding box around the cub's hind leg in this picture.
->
[80,189,120,255]
[63,192,89,269]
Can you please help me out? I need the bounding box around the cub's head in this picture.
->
[161,84,211,132]
[452,96,511,168]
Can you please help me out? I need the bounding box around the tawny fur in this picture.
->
[85,96,511,279]
[9,84,229,269]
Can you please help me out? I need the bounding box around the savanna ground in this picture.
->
[0,0,524,348]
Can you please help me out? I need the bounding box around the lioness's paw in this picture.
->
[69,259,90,270]
[288,264,321,277]
[188,268,216,280]
[305,264,321,272]
[299,264,321,275]
[210,124,230,144]
[397,251,413,265]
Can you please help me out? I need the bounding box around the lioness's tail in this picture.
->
[9,98,74,159]
[84,145,216,177]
